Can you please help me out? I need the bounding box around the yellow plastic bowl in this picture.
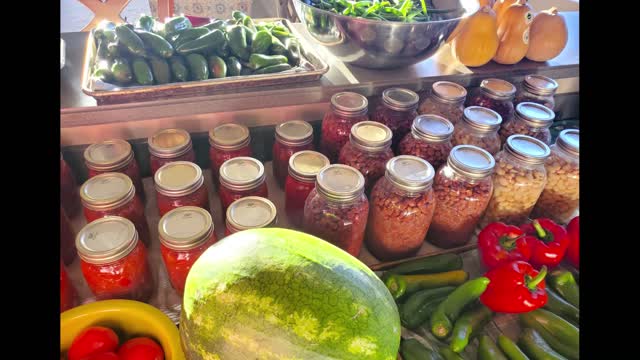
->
[61,300,185,360]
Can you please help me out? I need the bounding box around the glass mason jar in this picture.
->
[452,106,503,155]
[398,114,454,171]
[219,157,269,216]
[427,145,495,248]
[531,129,579,224]
[480,135,551,228]
[158,206,217,296]
[84,139,145,202]
[499,102,555,145]
[272,120,314,188]
[418,81,467,125]
[366,156,437,261]
[61,154,81,217]
[303,165,369,256]
[225,196,278,236]
[76,216,154,301]
[320,92,369,163]
[209,123,252,188]
[285,150,330,228]
[80,172,151,247]
[371,87,420,147]
[154,161,210,217]
[514,75,558,110]
[148,128,196,176]
[60,262,77,313]
[466,78,516,124]
[338,121,394,193]
[61,206,77,265]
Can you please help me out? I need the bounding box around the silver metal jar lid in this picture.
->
[148,128,193,159]
[288,150,330,183]
[505,135,551,165]
[209,123,251,151]
[480,78,516,100]
[523,75,558,96]
[219,157,266,191]
[80,172,136,211]
[431,81,467,104]
[84,139,134,171]
[556,129,579,157]
[154,161,204,197]
[515,102,555,129]
[316,164,365,202]
[447,145,496,179]
[226,196,277,233]
[462,106,503,133]
[411,114,454,143]
[349,121,393,152]
[385,155,435,192]
[275,120,314,146]
[330,92,368,117]
[76,216,139,265]
[158,206,214,251]
[381,88,419,111]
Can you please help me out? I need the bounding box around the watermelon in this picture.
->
[180,228,401,360]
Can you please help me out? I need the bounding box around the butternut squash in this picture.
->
[526,7,568,62]
[493,0,519,23]
[451,6,499,67]
[493,0,533,65]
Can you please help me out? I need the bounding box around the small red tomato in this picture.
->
[82,352,120,360]
[566,216,579,268]
[68,326,119,360]
[118,337,164,360]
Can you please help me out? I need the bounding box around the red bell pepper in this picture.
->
[521,219,569,269]
[478,222,532,270]
[480,261,548,313]
[565,216,579,268]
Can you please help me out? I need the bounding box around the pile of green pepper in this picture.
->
[90,11,302,87]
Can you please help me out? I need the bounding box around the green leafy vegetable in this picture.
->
[306,0,434,22]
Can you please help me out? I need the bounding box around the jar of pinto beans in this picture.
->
[499,102,555,145]
[466,78,516,125]
[371,88,420,147]
[366,156,436,261]
[418,81,467,125]
[397,114,454,171]
[272,120,315,188]
[148,128,196,176]
[319,92,369,163]
[452,106,503,156]
[514,75,558,110]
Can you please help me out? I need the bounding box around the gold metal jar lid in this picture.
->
[432,81,467,104]
[209,123,251,151]
[154,161,204,197]
[412,114,454,143]
[288,150,330,183]
[381,88,419,111]
[148,128,193,159]
[80,172,136,211]
[84,139,134,171]
[505,135,551,165]
[447,145,495,180]
[515,102,555,129]
[226,196,277,233]
[219,157,266,192]
[330,92,368,118]
[556,129,579,157]
[158,206,214,251]
[350,121,393,152]
[480,78,516,101]
[316,164,365,202]
[462,106,503,133]
[385,155,435,192]
[523,75,558,96]
[275,120,314,146]
[76,216,139,265]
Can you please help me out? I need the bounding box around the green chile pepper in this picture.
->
[449,304,493,353]
[115,24,146,56]
[478,335,508,360]
[400,287,455,329]
[438,347,464,360]
[497,335,530,360]
[430,277,490,339]
[137,14,155,32]
[548,269,579,308]
[386,254,463,275]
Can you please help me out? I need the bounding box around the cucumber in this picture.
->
[438,348,464,360]
[169,56,189,82]
[92,59,113,82]
[173,27,210,49]
[164,16,192,37]
[227,25,250,60]
[115,24,146,56]
[208,55,227,79]
[137,14,155,32]
[240,67,253,76]
[251,30,272,55]
[148,56,171,84]
[386,254,464,275]
[285,37,301,66]
[543,288,579,326]
[185,53,209,81]
[225,57,242,77]
[400,287,455,329]
[204,19,227,31]
[110,57,133,84]
[136,31,174,58]
[214,40,230,57]
[177,29,226,55]
[520,309,578,360]
[252,63,292,74]
[249,54,289,70]
[478,335,508,360]
[102,29,116,43]
[497,335,530,360]
[518,329,568,360]
[131,57,154,85]
[400,339,443,360]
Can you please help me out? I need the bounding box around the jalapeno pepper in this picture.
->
[521,219,569,269]
[478,222,532,270]
[480,261,548,313]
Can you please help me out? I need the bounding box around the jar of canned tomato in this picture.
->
[371,88,420,147]
[514,74,558,110]
[466,78,516,124]
[60,262,77,312]
[225,196,278,236]
[61,153,81,217]
[219,157,268,216]
[154,161,210,217]
[148,128,196,175]
[499,102,555,145]
[418,81,467,125]
[61,206,77,265]
[209,124,252,188]
[452,106,503,155]
[272,120,314,188]
[320,92,369,163]
[285,150,330,228]
[398,114,455,170]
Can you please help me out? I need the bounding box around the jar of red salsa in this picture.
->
[209,123,252,188]
[80,172,151,247]
[466,78,516,124]
[61,206,77,265]
[285,150,330,228]
[219,157,268,216]
[272,120,314,188]
[225,196,277,236]
[61,154,81,217]
[158,206,217,296]
[84,139,145,202]
[60,262,77,312]
[371,87,420,148]
[303,164,369,257]
[320,92,369,163]
[397,114,455,171]
[154,161,210,217]
[148,128,196,175]
[76,216,154,301]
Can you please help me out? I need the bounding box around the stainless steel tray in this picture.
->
[80,18,330,105]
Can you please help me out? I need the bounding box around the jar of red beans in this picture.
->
[219,157,268,216]
[303,164,369,256]
[84,139,145,202]
[371,88,420,147]
[499,102,555,145]
[61,207,77,265]
[514,75,558,110]
[158,206,217,296]
[398,114,454,170]
[320,92,369,162]
[272,120,314,188]
[427,145,495,248]
[338,121,394,193]
[61,154,81,217]
[466,78,516,124]
[418,81,467,125]
[148,128,196,175]
[452,106,503,155]
[60,262,77,312]
[154,161,210,217]
[209,123,252,188]
[366,156,436,261]
[76,216,154,301]
[80,172,151,247]
[225,196,277,236]
[285,150,330,228]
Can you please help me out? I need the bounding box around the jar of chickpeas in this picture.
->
[452,106,503,155]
